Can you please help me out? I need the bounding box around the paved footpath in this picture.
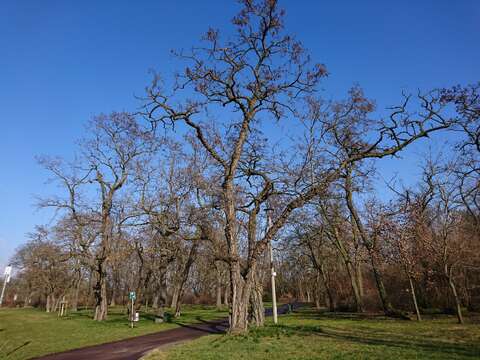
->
[33,304,297,360]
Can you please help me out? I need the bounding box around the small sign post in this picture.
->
[129,291,136,328]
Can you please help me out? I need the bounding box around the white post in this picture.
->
[131,298,134,328]
[267,212,278,324]
[0,277,7,306]
[0,265,12,307]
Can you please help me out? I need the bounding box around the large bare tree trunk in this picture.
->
[249,267,264,327]
[315,208,364,312]
[345,169,406,318]
[153,270,169,320]
[93,263,108,321]
[172,241,198,317]
[368,252,394,315]
[70,268,81,312]
[229,261,253,333]
[345,260,364,312]
[318,266,335,312]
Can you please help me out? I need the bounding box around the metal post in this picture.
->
[267,211,278,324]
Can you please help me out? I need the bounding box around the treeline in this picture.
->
[3,0,479,333]
[276,154,480,324]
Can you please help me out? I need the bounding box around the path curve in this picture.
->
[32,303,298,360]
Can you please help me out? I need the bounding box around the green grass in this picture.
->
[0,305,227,360]
[144,307,480,360]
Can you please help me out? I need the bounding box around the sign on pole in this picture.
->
[129,291,136,300]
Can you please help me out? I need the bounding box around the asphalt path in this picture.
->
[32,303,298,360]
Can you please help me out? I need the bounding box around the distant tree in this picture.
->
[12,227,72,312]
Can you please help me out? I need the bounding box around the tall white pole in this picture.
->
[0,276,7,306]
[0,265,11,307]
[267,212,278,324]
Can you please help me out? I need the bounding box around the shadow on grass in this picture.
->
[5,341,31,357]
[292,308,392,322]
[172,316,228,335]
[249,319,480,358]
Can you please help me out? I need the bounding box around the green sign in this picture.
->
[129,291,136,300]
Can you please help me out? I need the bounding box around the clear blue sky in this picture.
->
[1,1,479,269]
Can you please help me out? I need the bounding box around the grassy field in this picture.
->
[0,305,227,360]
[144,307,480,360]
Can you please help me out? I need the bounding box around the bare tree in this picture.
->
[143,0,456,332]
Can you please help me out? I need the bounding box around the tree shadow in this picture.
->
[5,341,31,357]
[292,308,392,322]
[267,322,480,358]
[173,316,228,334]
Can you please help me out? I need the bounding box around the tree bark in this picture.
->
[317,205,364,312]
[249,268,264,327]
[408,276,421,321]
[215,264,223,309]
[173,241,198,317]
[224,284,230,306]
[229,261,254,333]
[93,263,108,321]
[368,251,394,315]
[446,266,464,324]
[70,268,81,312]
[346,260,364,312]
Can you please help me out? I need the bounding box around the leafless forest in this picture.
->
[5,0,479,333]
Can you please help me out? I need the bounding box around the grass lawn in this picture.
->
[144,307,480,360]
[0,305,227,360]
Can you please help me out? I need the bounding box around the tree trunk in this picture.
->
[224,284,230,306]
[298,281,305,302]
[313,272,322,309]
[110,287,116,307]
[249,268,264,327]
[46,294,52,313]
[369,252,394,315]
[154,270,169,319]
[93,263,108,321]
[170,287,179,309]
[152,294,159,309]
[229,261,253,333]
[318,266,335,312]
[216,267,223,309]
[173,241,198,317]
[356,263,364,298]
[71,271,81,312]
[344,167,403,318]
[345,260,364,312]
[446,269,464,324]
[408,276,421,321]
